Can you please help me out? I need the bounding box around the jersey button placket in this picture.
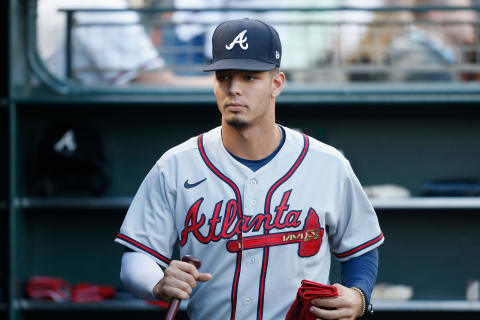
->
[242,177,259,268]
[244,177,259,238]
[235,176,261,319]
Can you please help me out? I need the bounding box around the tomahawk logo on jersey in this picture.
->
[115,126,384,320]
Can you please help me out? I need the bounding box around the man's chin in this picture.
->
[226,118,248,128]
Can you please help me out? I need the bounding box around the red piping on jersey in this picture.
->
[334,233,384,259]
[198,133,243,320]
[257,133,309,320]
[263,134,309,214]
[198,134,243,218]
[116,233,171,265]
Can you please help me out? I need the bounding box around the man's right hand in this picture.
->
[153,260,212,301]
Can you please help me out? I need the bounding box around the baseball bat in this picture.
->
[163,255,201,320]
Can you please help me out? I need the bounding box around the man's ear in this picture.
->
[272,71,285,98]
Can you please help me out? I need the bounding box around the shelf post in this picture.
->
[8,103,18,320]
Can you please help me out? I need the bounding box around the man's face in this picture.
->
[213,69,283,128]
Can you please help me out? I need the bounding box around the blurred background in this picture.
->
[2,0,480,319]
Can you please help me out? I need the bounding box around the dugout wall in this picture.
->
[4,1,480,320]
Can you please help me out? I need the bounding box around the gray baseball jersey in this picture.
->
[115,125,384,320]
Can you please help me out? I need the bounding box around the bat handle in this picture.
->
[164,299,181,320]
[163,255,202,320]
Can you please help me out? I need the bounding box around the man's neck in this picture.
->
[222,121,282,161]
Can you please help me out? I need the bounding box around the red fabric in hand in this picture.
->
[285,280,338,320]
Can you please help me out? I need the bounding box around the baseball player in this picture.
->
[116,18,383,320]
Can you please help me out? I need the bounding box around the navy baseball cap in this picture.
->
[204,18,282,72]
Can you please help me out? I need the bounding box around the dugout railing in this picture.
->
[21,3,480,103]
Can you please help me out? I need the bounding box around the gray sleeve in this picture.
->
[328,161,384,261]
[115,164,177,268]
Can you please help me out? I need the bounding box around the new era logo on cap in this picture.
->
[204,18,282,72]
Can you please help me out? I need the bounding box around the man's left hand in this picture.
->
[310,283,363,320]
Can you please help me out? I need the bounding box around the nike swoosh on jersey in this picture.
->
[184,178,207,189]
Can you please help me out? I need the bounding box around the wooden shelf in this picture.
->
[374,300,480,312]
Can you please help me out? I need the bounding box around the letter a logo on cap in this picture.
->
[226,30,248,50]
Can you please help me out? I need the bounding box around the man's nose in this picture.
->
[229,77,242,96]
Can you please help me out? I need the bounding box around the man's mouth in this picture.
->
[226,103,246,111]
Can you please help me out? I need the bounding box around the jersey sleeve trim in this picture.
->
[334,233,384,259]
[115,233,171,267]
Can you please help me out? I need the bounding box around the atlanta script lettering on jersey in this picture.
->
[180,190,316,247]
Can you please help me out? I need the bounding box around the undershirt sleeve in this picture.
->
[340,248,379,304]
[120,251,164,300]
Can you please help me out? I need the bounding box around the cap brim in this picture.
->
[203,58,276,72]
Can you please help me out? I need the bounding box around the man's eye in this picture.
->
[246,75,255,81]
[217,74,229,80]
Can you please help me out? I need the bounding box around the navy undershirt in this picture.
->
[341,248,378,304]
[226,126,286,171]
[227,126,379,303]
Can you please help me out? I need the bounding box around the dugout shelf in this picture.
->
[16,298,188,312]
[16,196,480,212]
[15,299,480,312]
[17,197,133,211]
[17,299,163,311]
[11,84,480,105]
[374,300,480,312]
[371,197,480,210]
